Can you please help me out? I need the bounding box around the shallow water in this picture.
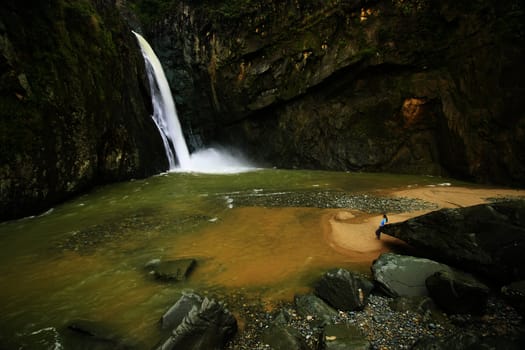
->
[0,169,460,348]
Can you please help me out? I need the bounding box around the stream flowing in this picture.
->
[0,169,458,348]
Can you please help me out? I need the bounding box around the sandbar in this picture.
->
[324,185,525,257]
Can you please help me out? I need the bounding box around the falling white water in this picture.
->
[133,31,191,170]
[133,31,256,173]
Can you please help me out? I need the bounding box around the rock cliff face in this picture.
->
[0,0,167,220]
[140,0,525,185]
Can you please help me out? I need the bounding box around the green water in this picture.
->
[0,169,459,348]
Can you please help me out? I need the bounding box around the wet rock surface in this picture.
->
[148,258,197,282]
[314,269,374,311]
[158,296,237,350]
[371,253,457,297]
[425,270,489,315]
[381,200,525,283]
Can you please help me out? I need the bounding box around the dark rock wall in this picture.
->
[141,0,525,185]
[1,0,523,219]
[0,0,167,220]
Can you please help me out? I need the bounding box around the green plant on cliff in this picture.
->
[391,0,429,16]
[191,0,260,18]
[127,0,175,27]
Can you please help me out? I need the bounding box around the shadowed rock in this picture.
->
[314,268,374,311]
[381,201,525,284]
[261,324,310,350]
[425,270,489,315]
[294,294,339,326]
[412,331,525,350]
[161,292,203,330]
[322,324,370,350]
[502,280,525,317]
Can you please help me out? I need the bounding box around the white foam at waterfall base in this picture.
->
[133,31,257,174]
[176,147,257,174]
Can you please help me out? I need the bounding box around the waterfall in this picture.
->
[133,31,255,173]
[133,31,191,170]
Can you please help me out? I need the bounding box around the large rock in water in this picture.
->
[148,259,197,282]
[137,0,524,186]
[0,0,167,220]
[381,200,525,284]
[158,296,237,350]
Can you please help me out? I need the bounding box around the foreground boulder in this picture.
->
[314,268,374,311]
[294,294,339,326]
[501,280,525,317]
[261,309,311,350]
[371,253,456,297]
[389,296,447,323]
[425,270,489,315]
[161,292,203,330]
[412,331,525,350]
[261,324,310,350]
[321,324,370,350]
[381,201,525,284]
[158,296,237,350]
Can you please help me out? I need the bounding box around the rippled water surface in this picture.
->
[0,169,458,348]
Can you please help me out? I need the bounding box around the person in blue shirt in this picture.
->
[375,214,388,240]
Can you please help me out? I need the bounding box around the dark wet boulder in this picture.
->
[425,270,489,315]
[371,253,454,297]
[314,268,374,311]
[381,201,525,284]
[389,296,447,324]
[412,331,525,350]
[501,280,525,317]
[261,324,310,350]
[147,258,196,282]
[321,324,370,350]
[294,294,339,326]
[161,292,203,330]
[158,297,237,350]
